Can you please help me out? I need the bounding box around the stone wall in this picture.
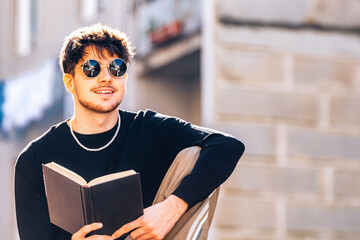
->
[207,0,360,239]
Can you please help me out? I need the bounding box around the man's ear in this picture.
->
[63,73,74,92]
[124,73,128,83]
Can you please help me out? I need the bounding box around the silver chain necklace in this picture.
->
[69,112,121,152]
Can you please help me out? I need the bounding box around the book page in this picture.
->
[45,162,87,186]
[88,170,136,186]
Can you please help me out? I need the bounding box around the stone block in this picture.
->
[217,0,308,24]
[287,229,360,240]
[217,49,284,82]
[293,56,358,88]
[217,26,360,57]
[309,0,360,28]
[287,128,360,161]
[334,170,360,196]
[215,196,277,229]
[330,96,360,124]
[210,228,278,240]
[212,123,277,157]
[225,165,319,194]
[287,202,360,232]
[217,88,320,121]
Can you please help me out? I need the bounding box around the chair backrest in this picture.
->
[185,187,220,240]
[126,146,222,240]
[161,147,221,240]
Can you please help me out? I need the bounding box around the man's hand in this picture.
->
[72,222,113,240]
[112,195,188,240]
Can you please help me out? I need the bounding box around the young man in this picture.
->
[15,24,244,240]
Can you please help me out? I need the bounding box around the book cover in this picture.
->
[42,162,144,236]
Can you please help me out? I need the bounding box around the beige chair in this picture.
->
[126,146,220,240]
[155,146,220,240]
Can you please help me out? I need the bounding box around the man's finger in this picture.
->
[136,233,156,240]
[128,227,149,240]
[112,218,143,239]
[72,222,104,239]
[87,234,113,240]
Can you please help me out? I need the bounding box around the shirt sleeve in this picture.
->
[149,110,245,208]
[14,144,71,240]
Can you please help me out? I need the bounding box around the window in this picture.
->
[98,0,109,13]
[16,0,39,57]
[80,0,99,22]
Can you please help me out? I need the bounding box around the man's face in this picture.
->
[65,46,128,114]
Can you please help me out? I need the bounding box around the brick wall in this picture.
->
[207,0,360,239]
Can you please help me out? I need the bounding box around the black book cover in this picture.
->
[42,162,144,236]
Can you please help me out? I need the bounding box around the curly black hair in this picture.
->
[59,24,135,75]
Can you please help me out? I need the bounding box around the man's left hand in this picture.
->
[112,195,188,240]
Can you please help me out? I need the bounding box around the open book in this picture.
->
[42,162,143,235]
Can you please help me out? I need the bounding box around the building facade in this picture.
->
[204,0,360,239]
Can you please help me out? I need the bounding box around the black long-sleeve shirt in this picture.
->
[15,109,244,240]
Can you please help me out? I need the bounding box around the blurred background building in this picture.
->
[0,0,359,239]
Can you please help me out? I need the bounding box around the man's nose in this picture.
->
[98,66,112,82]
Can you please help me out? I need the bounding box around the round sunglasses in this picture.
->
[80,58,127,78]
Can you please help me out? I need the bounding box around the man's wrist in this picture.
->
[167,195,188,218]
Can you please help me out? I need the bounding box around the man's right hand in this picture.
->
[72,222,113,240]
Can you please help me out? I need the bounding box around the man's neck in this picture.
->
[69,109,119,134]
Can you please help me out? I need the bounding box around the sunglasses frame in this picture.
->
[79,58,128,79]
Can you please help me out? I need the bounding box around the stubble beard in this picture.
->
[78,97,121,113]
[74,89,122,114]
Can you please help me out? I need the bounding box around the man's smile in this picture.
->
[92,87,116,95]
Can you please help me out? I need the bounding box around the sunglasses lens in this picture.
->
[109,58,127,77]
[83,59,100,78]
